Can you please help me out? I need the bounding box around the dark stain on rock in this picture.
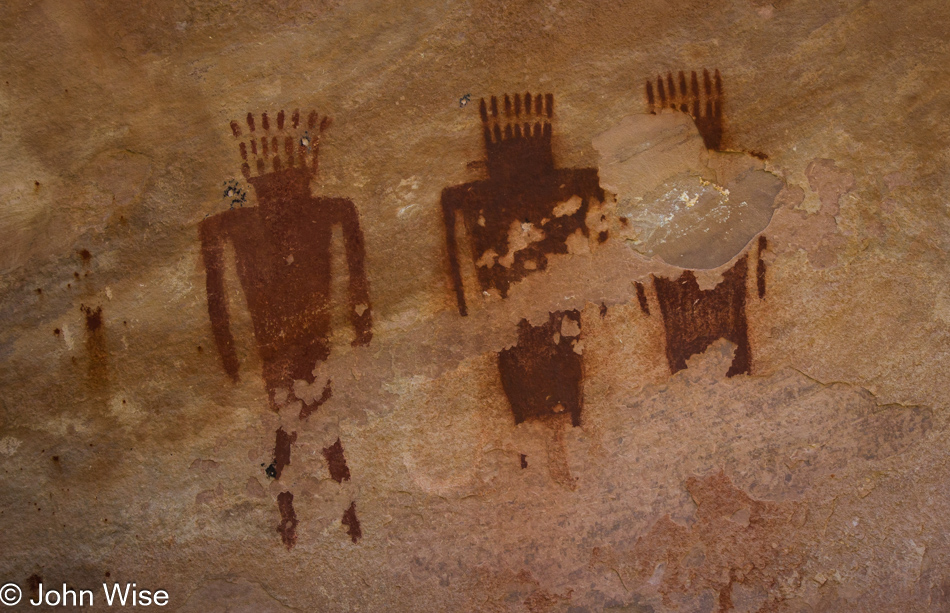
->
[598,230,609,243]
[81,304,102,332]
[35,288,42,295]
[635,281,651,316]
[271,427,297,480]
[647,69,723,151]
[79,249,92,263]
[53,328,60,336]
[80,304,108,386]
[276,491,298,549]
[652,256,752,377]
[201,110,372,410]
[520,454,528,469]
[322,438,350,483]
[342,501,362,543]
[498,310,583,427]
[441,93,604,316]
[599,302,608,318]
[756,235,768,299]
[28,574,41,598]
[299,379,332,420]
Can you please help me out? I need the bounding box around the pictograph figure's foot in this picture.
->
[342,501,362,543]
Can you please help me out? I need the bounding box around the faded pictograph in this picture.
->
[650,239,768,377]
[199,109,371,548]
[498,310,583,427]
[440,93,603,483]
[591,69,783,376]
[442,93,604,314]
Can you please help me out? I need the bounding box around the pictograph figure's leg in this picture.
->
[276,492,298,549]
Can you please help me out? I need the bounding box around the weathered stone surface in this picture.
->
[1,0,949,611]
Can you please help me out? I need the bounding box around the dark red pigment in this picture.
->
[200,110,372,409]
[498,310,583,427]
[652,256,752,377]
[441,93,604,316]
[276,491,298,549]
[322,438,351,483]
[647,69,723,150]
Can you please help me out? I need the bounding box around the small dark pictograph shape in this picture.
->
[199,109,373,409]
[646,69,723,151]
[342,501,362,543]
[276,491,298,549]
[498,310,583,427]
[270,427,297,480]
[322,438,351,483]
[441,93,605,316]
[649,238,768,377]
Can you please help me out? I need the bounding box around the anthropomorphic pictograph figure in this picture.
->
[440,93,603,443]
[199,109,372,548]
[638,71,770,376]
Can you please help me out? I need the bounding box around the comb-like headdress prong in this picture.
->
[490,96,498,118]
[479,98,488,122]
[231,108,331,178]
[284,136,294,167]
[544,94,553,118]
[646,81,656,113]
[514,93,522,116]
[504,94,512,116]
[703,69,712,95]
[657,77,667,107]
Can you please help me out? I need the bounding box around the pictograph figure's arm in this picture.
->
[337,199,373,346]
[199,217,240,381]
[440,187,468,316]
